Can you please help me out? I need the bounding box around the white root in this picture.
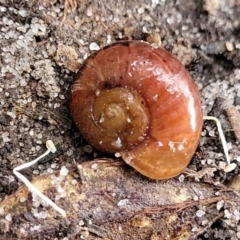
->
[13,140,66,217]
[203,116,236,173]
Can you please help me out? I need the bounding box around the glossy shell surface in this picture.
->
[71,41,203,179]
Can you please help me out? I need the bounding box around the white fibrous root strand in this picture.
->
[13,140,66,217]
[203,116,236,172]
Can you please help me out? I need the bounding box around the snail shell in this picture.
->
[71,41,202,179]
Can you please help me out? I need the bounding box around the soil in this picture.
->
[0,0,240,239]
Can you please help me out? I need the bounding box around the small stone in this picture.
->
[18,10,28,17]
[29,129,34,136]
[106,34,111,44]
[51,163,57,169]
[2,132,10,142]
[202,219,208,225]
[225,41,234,52]
[86,7,93,17]
[0,115,8,126]
[196,209,205,217]
[47,168,53,173]
[71,179,77,185]
[38,211,48,219]
[115,152,121,158]
[0,6,7,12]
[112,138,122,148]
[20,197,26,202]
[203,0,220,16]
[216,200,224,210]
[5,213,12,221]
[33,170,40,175]
[193,195,199,201]
[235,43,240,49]
[207,159,213,164]
[0,207,4,214]
[152,0,159,7]
[224,209,232,218]
[137,7,145,14]
[89,42,100,51]
[19,227,26,235]
[178,174,185,182]
[60,166,69,176]
[57,186,65,194]
[8,175,15,183]
[79,220,84,226]
[191,226,199,232]
[91,163,98,170]
[117,199,129,208]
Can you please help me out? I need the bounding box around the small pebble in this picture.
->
[224,209,232,218]
[0,207,4,214]
[225,41,234,52]
[5,213,12,221]
[60,166,69,176]
[196,209,205,217]
[18,10,28,17]
[89,42,100,51]
[202,219,209,225]
[0,6,7,12]
[178,174,185,182]
[91,163,98,170]
[0,115,8,126]
[216,200,224,210]
[117,199,129,208]
[115,152,121,158]
[20,197,26,203]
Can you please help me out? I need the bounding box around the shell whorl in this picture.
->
[71,41,202,179]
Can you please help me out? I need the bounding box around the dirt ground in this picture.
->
[0,0,240,239]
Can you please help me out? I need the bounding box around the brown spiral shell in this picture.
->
[71,41,203,179]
